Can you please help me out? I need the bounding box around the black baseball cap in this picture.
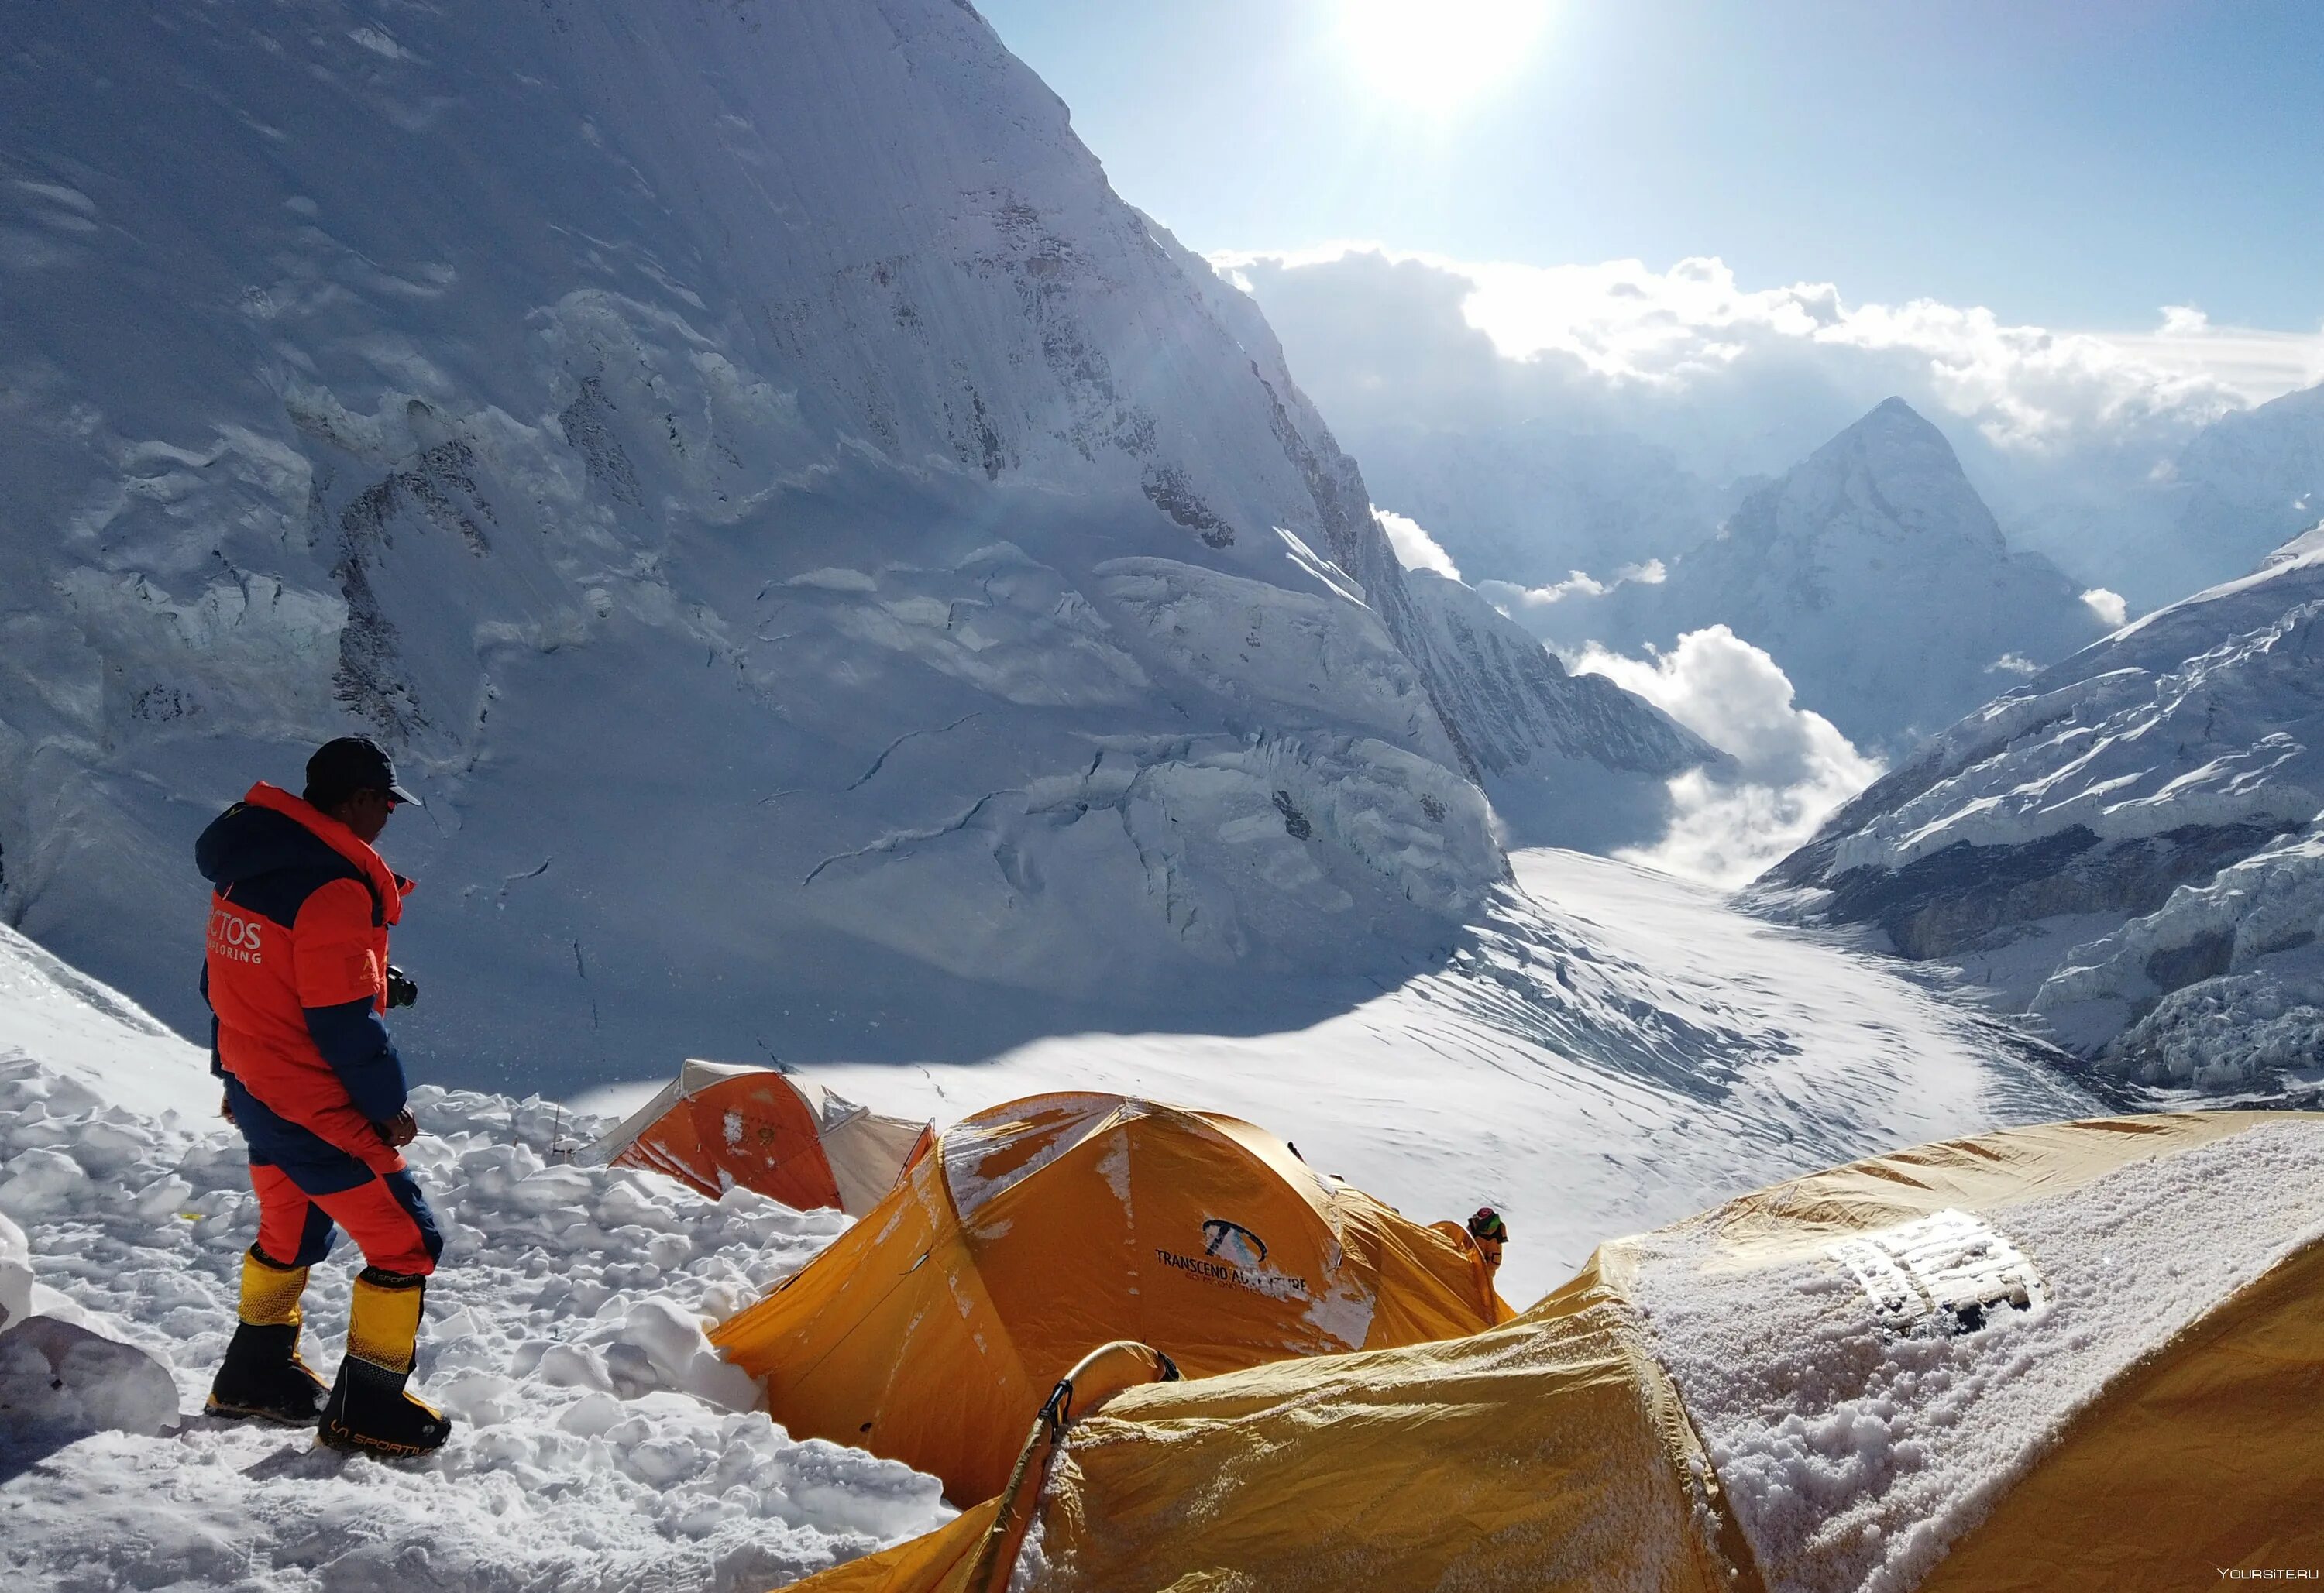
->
[306,736,422,808]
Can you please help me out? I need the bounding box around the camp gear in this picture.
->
[781,1111,2324,1592]
[319,1268,450,1458]
[582,1060,933,1214]
[713,1092,1512,1502]
[205,1248,328,1423]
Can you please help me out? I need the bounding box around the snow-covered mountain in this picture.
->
[1346,423,1732,590]
[1392,571,1724,848]
[0,0,1700,1086]
[1762,524,2324,1100]
[2008,380,2324,613]
[2156,381,2324,596]
[1544,400,2108,756]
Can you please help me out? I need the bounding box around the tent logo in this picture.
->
[1830,1209,2048,1333]
[1202,1219,1268,1269]
[1153,1220,1307,1300]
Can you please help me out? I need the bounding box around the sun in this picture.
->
[1338,0,1553,111]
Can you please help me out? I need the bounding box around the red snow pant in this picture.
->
[251,1162,442,1278]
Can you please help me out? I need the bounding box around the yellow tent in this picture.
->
[781,1110,2324,1592]
[710,1092,1510,1502]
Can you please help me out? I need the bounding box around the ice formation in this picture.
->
[1769,524,2324,1097]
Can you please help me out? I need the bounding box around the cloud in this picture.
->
[1373,505,1462,580]
[2081,586,2130,627]
[1219,245,2324,478]
[1569,627,1883,887]
[1477,560,1662,610]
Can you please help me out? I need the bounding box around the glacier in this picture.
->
[0,0,1706,1087]
[1764,524,2324,1098]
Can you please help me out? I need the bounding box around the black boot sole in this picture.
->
[205,1396,323,1426]
[317,1420,449,1458]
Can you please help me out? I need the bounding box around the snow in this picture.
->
[0,1211,29,1330]
[1,1316,182,1444]
[0,0,1703,1093]
[1629,1118,2324,1593]
[1374,506,1463,582]
[1776,520,2324,1096]
[0,833,2133,1585]
[592,849,2100,1307]
[1394,568,1723,853]
[0,928,951,1591]
[0,0,2275,1581]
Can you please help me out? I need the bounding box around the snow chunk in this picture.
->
[0,1315,180,1439]
[0,1211,33,1330]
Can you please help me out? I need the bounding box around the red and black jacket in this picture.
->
[197,783,413,1191]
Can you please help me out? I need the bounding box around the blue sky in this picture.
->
[977,1,2322,334]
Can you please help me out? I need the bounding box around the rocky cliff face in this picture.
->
[1762,525,2324,1100]
[0,0,1696,1082]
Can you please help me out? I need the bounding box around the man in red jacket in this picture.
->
[198,736,450,1457]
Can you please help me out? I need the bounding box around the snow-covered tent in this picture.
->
[712,1092,1511,1502]
[784,1111,2324,1591]
[581,1061,931,1217]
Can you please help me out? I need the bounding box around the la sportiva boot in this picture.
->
[318,1267,452,1458]
[206,1247,329,1424]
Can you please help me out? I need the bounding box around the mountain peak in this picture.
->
[1824,396,1958,467]
[1645,392,2100,752]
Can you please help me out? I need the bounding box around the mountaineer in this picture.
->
[1466,1206,1507,1273]
[196,735,451,1457]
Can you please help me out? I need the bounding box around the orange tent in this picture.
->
[780,1110,2324,1593]
[582,1060,932,1216]
[710,1091,1510,1502]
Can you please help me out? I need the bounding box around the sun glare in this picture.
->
[1339,0,1552,111]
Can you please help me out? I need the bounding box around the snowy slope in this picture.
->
[0,921,952,1590]
[1541,400,2106,755]
[0,0,1696,1090]
[1763,524,2324,1097]
[600,848,2101,1307]
[2,852,2103,1582]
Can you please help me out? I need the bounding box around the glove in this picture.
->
[385,964,418,1009]
[375,1110,418,1148]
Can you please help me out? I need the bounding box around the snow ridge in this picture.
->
[1765,523,2324,1097]
[0,925,948,1590]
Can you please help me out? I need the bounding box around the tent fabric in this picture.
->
[776,1111,2324,1593]
[582,1060,931,1216]
[711,1092,1511,1502]
[1917,1231,2324,1591]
